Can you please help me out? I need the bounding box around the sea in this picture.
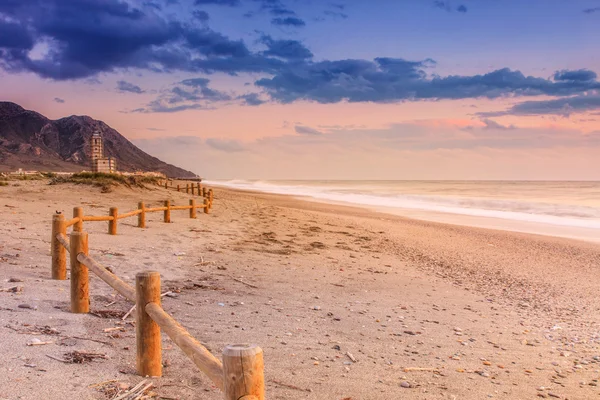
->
[206,180,600,242]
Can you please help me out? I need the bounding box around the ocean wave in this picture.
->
[205,180,600,230]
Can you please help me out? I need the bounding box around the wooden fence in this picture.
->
[49,190,265,400]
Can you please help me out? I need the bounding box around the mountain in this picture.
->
[0,102,195,178]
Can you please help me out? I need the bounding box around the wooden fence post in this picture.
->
[51,214,67,280]
[73,207,83,232]
[209,189,213,209]
[138,201,146,228]
[191,184,195,195]
[223,344,265,400]
[70,231,89,313]
[136,271,162,377]
[165,181,168,189]
[202,187,207,197]
[204,198,209,214]
[177,184,180,192]
[197,183,201,195]
[186,184,189,194]
[164,200,171,223]
[189,199,196,219]
[109,207,118,235]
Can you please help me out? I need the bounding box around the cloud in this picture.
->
[180,77,210,87]
[192,10,210,21]
[205,138,245,152]
[194,0,240,6]
[480,119,515,130]
[553,69,597,82]
[146,127,165,131]
[479,95,600,117]
[256,62,600,104]
[132,103,209,113]
[583,7,600,13]
[433,1,467,13]
[1,0,598,113]
[53,97,65,103]
[238,93,266,105]
[117,80,145,94]
[271,17,306,27]
[295,125,323,135]
[132,77,230,112]
[0,20,34,50]
[259,34,313,60]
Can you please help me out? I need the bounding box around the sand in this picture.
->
[1,179,599,400]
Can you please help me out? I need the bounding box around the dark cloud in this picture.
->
[117,80,145,94]
[0,20,34,50]
[144,1,162,11]
[238,93,266,105]
[0,0,598,114]
[205,138,245,152]
[54,97,66,103]
[434,1,467,13]
[256,61,600,104]
[479,95,600,117]
[583,7,600,13]
[133,77,230,112]
[259,35,313,60]
[553,69,597,82]
[180,78,210,87]
[194,0,240,6]
[295,125,323,135]
[271,17,306,27]
[192,10,210,21]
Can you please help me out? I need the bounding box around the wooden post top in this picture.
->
[53,213,65,221]
[136,271,160,279]
[223,344,263,357]
[70,230,88,238]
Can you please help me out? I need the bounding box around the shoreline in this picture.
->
[209,183,600,244]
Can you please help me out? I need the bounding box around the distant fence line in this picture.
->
[49,188,266,400]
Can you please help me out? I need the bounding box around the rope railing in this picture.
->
[49,193,265,399]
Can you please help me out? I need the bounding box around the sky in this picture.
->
[1,0,600,180]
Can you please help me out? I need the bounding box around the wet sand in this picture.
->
[1,180,599,399]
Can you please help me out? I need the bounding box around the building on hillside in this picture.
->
[90,132,117,173]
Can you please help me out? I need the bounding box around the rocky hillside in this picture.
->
[0,102,195,178]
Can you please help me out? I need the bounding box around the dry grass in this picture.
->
[50,172,161,192]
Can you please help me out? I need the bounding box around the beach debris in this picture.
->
[47,351,108,364]
[6,324,60,335]
[8,277,23,282]
[27,338,53,346]
[400,381,412,388]
[270,379,312,392]
[0,286,23,293]
[403,367,440,373]
[231,276,259,289]
[173,252,186,256]
[91,309,127,319]
[18,304,37,310]
[346,351,357,363]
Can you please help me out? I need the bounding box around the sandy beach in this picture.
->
[1,180,600,400]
